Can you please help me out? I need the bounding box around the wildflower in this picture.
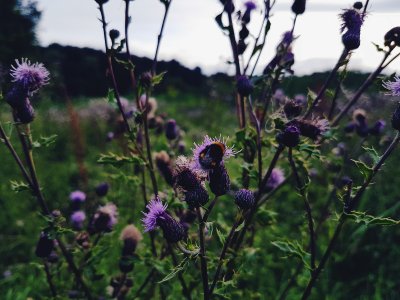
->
[192,135,236,171]
[391,103,400,131]
[291,0,306,15]
[95,182,109,197]
[140,72,153,90]
[91,203,118,233]
[353,2,363,10]
[242,1,257,24]
[384,27,400,48]
[236,75,253,97]
[35,231,54,258]
[109,29,120,42]
[142,198,185,243]
[69,190,86,203]
[284,99,303,119]
[383,76,400,96]
[155,151,174,186]
[209,163,230,196]
[165,119,179,140]
[369,120,386,136]
[121,225,143,255]
[10,58,49,94]
[276,124,300,147]
[235,189,255,210]
[70,211,86,230]
[266,168,285,192]
[184,187,209,208]
[293,118,330,140]
[340,8,363,50]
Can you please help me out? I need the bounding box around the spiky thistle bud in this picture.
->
[109,29,120,42]
[184,186,209,208]
[353,2,363,9]
[165,119,179,140]
[35,232,54,258]
[291,0,306,15]
[95,182,109,197]
[236,75,253,97]
[70,211,86,230]
[276,124,300,147]
[234,189,255,210]
[140,72,153,90]
[209,163,230,196]
[120,225,143,256]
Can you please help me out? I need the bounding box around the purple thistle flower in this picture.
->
[276,124,300,147]
[192,135,237,171]
[95,182,109,197]
[209,163,230,196]
[165,119,179,140]
[244,1,257,10]
[383,76,400,96]
[142,198,168,232]
[236,75,254,97]
[142,197,185,243]
[235,189,255,210]
[340,9,363,32]
[291,0,306,15]
[266,168,285,191]
[69,190,86,203]
[10,58,49,94]
[184,186,209,208]
[70,211,86,230]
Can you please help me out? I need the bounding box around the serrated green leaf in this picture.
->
[97,152,144,168]
[235,221,245,232]
[114,57,135,71]
[158,256,188,284]
[351,159,373,180]
[306,88,317,111]
[152,71,167,86]
[216,228,226,245]
[10,181,30,193]
[32,135,58,148]
[271,240,311,269]
[346,211,400,226]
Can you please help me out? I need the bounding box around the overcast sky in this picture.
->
[36,0,400,75]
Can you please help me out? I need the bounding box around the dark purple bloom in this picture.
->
[353,2,363,10]
[70,211,86,230]
[342,30,361,50]
[142,198,185,243]
[95,182,109,197]
[35,232,54,258]
[235,189,255,210]
[69,190,86,203]
[340,9,363,50]
[236,75,253,97]
[276,125,301,147]
[109,29,120,41]
[10,58,49,94]
[209,163,230,196]
[165,119,179,140]
[91,203,118,233]
[184,186,209,208]
[291,0,306,15]
[266,168,285,191]
[178,141,186,154]
[242,1,256,24]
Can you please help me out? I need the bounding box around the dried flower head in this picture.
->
[10,58,49,93]
[340,8,363,50]
[192,135,236,171]
[383,76,400,96]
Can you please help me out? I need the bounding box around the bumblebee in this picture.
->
[198,142,226,169]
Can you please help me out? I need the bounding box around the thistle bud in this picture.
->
[155,151,174,186]
[342,30,361,50]
[140,72,153,90]
[35,232,54,258]
[237,39,247,55]
[391,103,400,131]
[121,225,142,256]
[234,189,255,210]
[369,120,386,136]
[91,203,118,233]
[70,211,86,230]
[236,75,253,97]
[276,125,300,147]
[291,0,306,15]
[284,99,302,119]
[184,186,209,208]
[165,119,179,140]
[353,2,363,9]
[223,0,235,14]
[384,27,400,48]
[95,182,109,197]
[209,163,230,196]
[109,29,120,43]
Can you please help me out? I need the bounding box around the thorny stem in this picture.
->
[196,207,210,300]
[287,147,316,271]
[331,50,392,127]
[209,215,243,297]
[43,260,57,298]
[303,49,349,119]
[14,124,92,299]
[301,132,400,300]
[98,3,133,134]
[202,196,219,223]
[152,1,172,75]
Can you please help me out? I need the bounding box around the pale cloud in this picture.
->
[36,0,400,75]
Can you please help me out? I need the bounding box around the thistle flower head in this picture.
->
[95,182,109,197]
[70,211,86,230]
[142,197,168,232]
[244,1,256,10]
[192,135,236,171]
[69,190,86,203]
[266,168,285,191]
[165,119,179,140]
[284,99,303,119]
[291,0,306,15]
[294,118,330,140]
[174,156,205,190]
[92,203,118,233]
[209,163,230,196]
[276,124,300,147]
[184,186,209,208]
[383,76,400,96]
[10,58,49,93]
[236,75,253,97]
[121,224,143,256]
[369,120,386,136]
[235,189,255,210]
[340,9,363,33]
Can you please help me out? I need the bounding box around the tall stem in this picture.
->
[288,148,315,271]
[43,261,57,298]
[196,207,209,299]
[152,1,172,74]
